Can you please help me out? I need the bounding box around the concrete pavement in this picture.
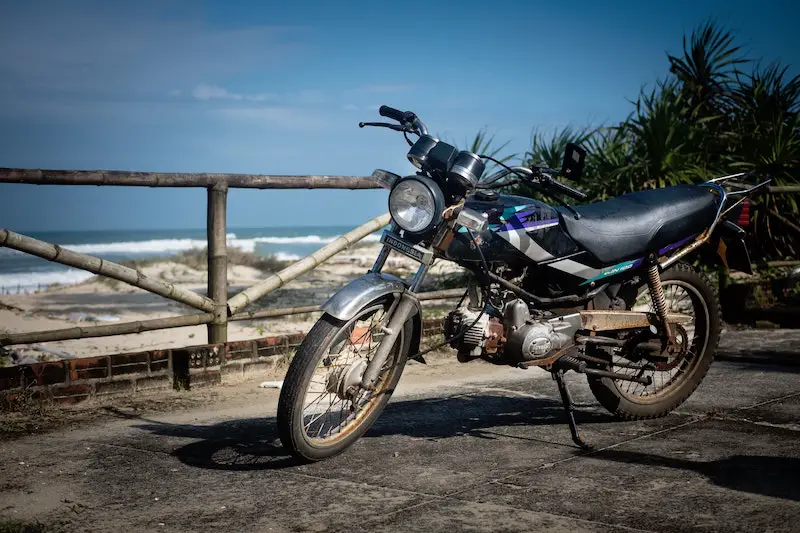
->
[1,330,798,532]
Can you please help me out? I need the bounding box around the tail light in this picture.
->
[737,198,751,228]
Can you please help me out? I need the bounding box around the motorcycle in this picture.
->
[276,105,770,461]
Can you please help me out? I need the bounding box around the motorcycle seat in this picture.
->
[556,184,720,265]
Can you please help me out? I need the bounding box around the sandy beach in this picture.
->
[0,243,464,363]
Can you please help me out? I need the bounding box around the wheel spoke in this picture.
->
[612,280,707,399]
[298,300,404,444]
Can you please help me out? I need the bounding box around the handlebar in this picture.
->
[478,166,588,202]
[375,105,429,136]
[540,174,588,201]
[379,105,407,122]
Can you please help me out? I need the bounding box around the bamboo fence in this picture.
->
[0,168,462,348]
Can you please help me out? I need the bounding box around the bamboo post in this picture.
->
[226,213,391,315]
[0,313,214,346]
[0,229,216,312]
[207,183,228,344]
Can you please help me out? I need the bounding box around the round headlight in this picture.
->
[388,176,444,234]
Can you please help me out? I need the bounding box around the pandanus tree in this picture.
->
[470,21,798,260]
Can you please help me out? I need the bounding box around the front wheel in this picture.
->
[277,296,413,462]
[587,262,721,420]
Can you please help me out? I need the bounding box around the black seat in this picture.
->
[557,184,719,265]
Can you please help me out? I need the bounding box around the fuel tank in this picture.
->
[443,190,581,268]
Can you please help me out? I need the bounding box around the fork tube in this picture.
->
[360,292,418,389]
[370,245,391,273]
[370,223,397,274]
[409,263,430,292]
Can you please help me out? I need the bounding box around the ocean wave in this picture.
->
[273,251,301,262]
[53,233,382,255]
[0,232,384,292]
[0,269,96,293]
[63,238,210,254]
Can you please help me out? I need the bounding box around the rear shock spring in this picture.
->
[646,264,668,320]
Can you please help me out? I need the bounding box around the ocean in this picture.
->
[0,226,381,294]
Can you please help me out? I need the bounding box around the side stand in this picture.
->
[552,369,593,450]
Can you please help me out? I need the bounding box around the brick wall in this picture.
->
[1,319,446,406]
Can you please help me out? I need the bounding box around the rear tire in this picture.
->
[277,298,412,462]
[587,262,721,420]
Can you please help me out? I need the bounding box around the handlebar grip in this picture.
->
[379,105,407,122]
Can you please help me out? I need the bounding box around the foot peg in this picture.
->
[552,369,593,450]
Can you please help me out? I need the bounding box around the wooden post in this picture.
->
[207,183,228,344]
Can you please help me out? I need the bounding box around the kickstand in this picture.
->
[552,370,593,450]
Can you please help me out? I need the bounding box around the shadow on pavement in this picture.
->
[592,449,800,502]
[126,394,614,472]
[122,394,799,502]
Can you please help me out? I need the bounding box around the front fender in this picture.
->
[321,272,424,361]
[321,272,410,321]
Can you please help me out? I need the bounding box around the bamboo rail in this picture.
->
[0,229,215,312]
[0,313,213,346]
[227,288,467,322]
[0,288,467,346]
[0,168,379,189]
[765,260,800,268]
[226,213,392,315]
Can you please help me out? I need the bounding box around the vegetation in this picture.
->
[481,21,799,261]
[120,247,292,273]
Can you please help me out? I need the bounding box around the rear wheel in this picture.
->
[587,262,721,420]
[277,296,412,461]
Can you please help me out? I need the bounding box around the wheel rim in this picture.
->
[300,300,404,446]
[612,280,710,402]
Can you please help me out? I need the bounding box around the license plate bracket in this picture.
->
[380,231,434,265]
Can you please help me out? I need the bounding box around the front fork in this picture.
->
[360,245,430,389]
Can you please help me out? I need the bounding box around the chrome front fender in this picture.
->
[322,272,426,364]
[322,272,410,321]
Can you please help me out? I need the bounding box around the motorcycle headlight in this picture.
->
[388,176,445,235]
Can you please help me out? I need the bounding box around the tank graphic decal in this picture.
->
[489,204,558,262]
[547,259,602,279]
[497,227,554,262]
[492,207,560,233]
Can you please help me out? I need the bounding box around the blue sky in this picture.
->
[1,0,798,232]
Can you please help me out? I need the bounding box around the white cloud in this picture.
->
[192,83,276,102]
[0,2,309,102]
[193,83,239,100]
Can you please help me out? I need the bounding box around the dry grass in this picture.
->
[120,247,291,273]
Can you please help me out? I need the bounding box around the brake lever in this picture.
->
[358,121,411,132]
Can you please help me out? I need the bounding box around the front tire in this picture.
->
[587,262,721,420]
[277,297,412,462]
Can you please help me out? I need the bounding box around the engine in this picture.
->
[443,298,579,364]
